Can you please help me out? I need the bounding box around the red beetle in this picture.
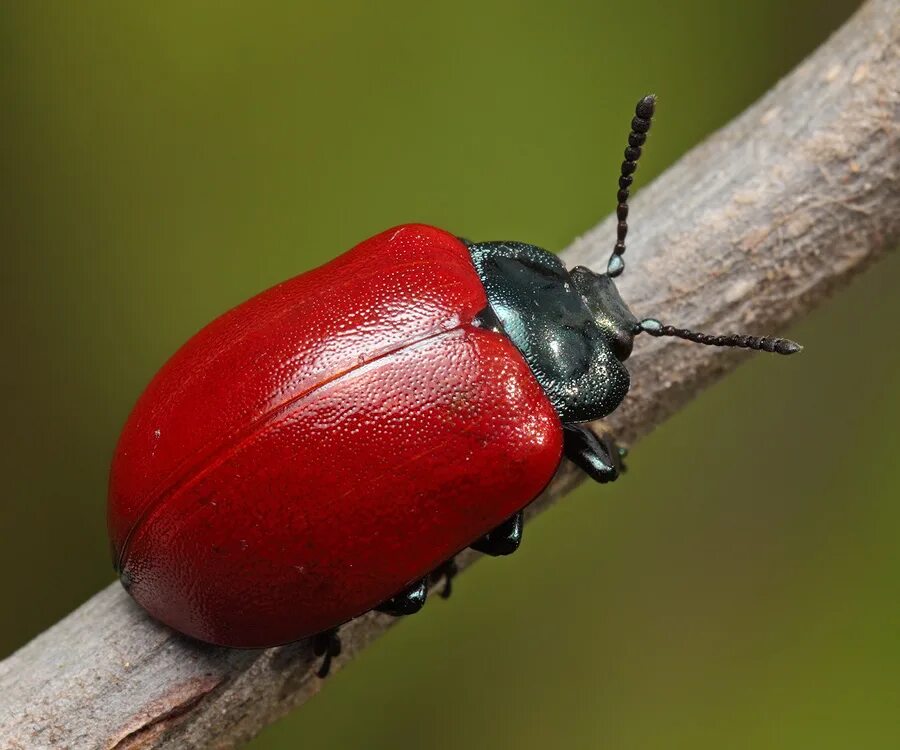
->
[108,96,798,673]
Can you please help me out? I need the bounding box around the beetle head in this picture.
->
[570,266,638,361]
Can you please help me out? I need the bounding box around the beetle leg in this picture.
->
[563,424,627,484]
[470,511,523,556]
[375,578,428,617]
[429,558,458,599]
[312,628,342,678]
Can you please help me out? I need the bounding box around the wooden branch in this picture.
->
[2,1,898,747]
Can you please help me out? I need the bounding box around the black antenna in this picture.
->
[638,318,802,355]
[607,94,656,278]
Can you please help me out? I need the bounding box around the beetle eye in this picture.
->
[611,329,634,361]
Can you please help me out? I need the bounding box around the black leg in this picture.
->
[470,511,523,556]
[563,424,626,484]
[312,628,342,678]
[429,558,458,599]
[375,578,427,616]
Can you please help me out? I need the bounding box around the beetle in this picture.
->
[108,95,799,676]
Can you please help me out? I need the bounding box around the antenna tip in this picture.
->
[636,95,656,118]
[774,339,803,355]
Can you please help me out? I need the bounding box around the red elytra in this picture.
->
[109,224,563,647]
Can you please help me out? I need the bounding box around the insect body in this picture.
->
[108,96,799,668]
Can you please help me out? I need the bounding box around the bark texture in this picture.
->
[1,0,897,747]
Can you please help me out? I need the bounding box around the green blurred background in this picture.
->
[4,1,898,748]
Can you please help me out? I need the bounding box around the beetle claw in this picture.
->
[312,628,342,678]
[430,558,459,599]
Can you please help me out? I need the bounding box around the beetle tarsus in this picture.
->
[563,424,626,483]
[375,578,428,616]
[470,511,523,556]
[312,628,342,678]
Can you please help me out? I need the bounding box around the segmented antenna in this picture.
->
[638,319,802,355]
[607,94,656,278]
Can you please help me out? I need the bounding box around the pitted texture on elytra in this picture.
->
[109,225,486,561]
[109,225,563,647]
[468,241,630,423]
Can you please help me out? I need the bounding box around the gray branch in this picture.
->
[2,1,897,748]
